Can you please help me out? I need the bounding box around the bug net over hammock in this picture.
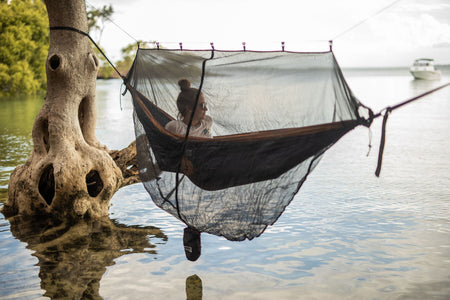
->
[126,48,371,245]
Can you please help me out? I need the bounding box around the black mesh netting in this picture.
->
[126,48,368,241]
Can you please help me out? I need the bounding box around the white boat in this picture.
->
[410,58,441,80]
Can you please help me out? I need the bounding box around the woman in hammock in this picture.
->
[165,79,213,138]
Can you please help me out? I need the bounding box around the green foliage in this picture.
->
[0,0,48,96]
[87,4,113,44]
[94,46,115,79]
[115,42,142,76]
[97,41,145,79]
[86,4,115,78]
[113,41,157,78]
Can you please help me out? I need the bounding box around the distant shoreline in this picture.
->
[342,65,450,71]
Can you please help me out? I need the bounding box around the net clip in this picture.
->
[210,42,215,50]
[281,41,285,51]
[242,42,246,51]
[179,42,183,50]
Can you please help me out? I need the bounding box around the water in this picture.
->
[1,70,449,299]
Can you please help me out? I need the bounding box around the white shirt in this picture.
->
[165,116,213,138]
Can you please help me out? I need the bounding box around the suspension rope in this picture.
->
[332,0,402,40]
[49,26,125,80]
[372,82,450,119]
[373,81,450,177]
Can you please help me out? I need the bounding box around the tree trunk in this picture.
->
[2,0,125,219]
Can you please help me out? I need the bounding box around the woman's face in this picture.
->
[190,94,207,125]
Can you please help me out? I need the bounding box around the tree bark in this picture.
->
[2,0,125,219]
[109,141,140,188]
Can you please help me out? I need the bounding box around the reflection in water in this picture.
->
[6,215,167,299]
[186,274,203,300]
[0,94,44,192]
[408,77,442,94]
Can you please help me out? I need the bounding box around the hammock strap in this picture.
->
[373,82,450,119]
[373,81,450,176]
[375,108,391,177]
[49,26,125,80]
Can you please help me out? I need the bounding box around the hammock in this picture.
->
[126,48,371,247]
[48,25,450,261]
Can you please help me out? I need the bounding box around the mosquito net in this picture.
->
[126,48,367,241]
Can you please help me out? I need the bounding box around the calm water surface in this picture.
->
[0,69,449,299]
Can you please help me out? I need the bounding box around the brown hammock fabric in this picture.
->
[131,86,359,191]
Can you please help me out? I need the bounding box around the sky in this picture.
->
[87,0,450,67]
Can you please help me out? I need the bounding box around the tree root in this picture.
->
[109,140,141,188]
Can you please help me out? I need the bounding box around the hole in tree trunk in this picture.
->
[41,119,50,152]
[78,97,87,139]
[49,54,60,70]
[86,170,103,197]
[38,164,55,206]
[90,53,99,68]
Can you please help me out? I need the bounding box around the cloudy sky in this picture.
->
[88,0,450,67]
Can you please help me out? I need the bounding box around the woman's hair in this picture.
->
[176,79,201,119]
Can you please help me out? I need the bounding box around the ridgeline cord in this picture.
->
[332,0,402,40]
[85,0,139,44]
